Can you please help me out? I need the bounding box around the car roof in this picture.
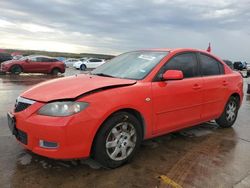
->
[66,58,78,60]
[140,48,211,54]
[27,55,54,59]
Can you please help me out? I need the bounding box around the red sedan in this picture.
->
[1,55,65,74]
[7,49,243,168]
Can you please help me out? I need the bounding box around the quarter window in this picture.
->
[41,58,57,62]
[163,53,199,78]
[200,54,224,76]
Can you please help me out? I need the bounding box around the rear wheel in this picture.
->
[10,65,22,74]
[216,96,239,128]
[92,112,142,168]
[51,68,60,75]
[80,64,86,71]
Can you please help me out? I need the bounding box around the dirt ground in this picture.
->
[0,68,250,188]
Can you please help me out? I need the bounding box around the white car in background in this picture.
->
[73,58,105,70]
[64,58,81,67]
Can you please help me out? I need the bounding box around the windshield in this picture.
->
[20,56,28,60]
[91,51,168,80]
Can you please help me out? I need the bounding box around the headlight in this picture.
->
[38,101,89,117]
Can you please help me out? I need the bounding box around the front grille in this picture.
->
[16,129,28,145]
[15,102,31,112]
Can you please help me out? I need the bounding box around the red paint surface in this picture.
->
[12,48,243,159]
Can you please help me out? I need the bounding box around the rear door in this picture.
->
[37,57,53,73]
[29,57,49,73]
[198,53,227,120]
[152,52,203,134]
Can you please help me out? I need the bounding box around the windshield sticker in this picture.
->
[139,69,146,73]
[138,55,156,61]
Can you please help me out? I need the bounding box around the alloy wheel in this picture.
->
[106,122,137,161]
[226,101,237,122]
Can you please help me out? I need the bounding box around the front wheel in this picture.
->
[80,64,87,71]
[92,112,142,168]
[216,96,239,128]
[10,65,22,74]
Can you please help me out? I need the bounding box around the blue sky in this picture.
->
[0,0,249,62]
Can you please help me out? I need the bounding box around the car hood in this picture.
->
[21,74,136,102]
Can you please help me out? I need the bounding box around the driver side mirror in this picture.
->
[162,70,184,81]
[25,59,30,63]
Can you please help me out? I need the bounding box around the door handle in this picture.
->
[222,80,228,86]
[193,84,201,90]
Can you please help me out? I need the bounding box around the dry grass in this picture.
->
[4,49,115,60]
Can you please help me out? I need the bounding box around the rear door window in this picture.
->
[89,59,102,62]
[36,57,46,62]
[199,53,224,76]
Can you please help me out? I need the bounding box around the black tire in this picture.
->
[92,111,142,168]
[80,64,86,71]
[51,68,60,75]
[10,65,22,74]
[216,96,239,128]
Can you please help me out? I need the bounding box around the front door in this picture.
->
[152,52,203,134]
[22,57,40,72]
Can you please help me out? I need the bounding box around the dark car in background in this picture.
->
[234,61,245,71]
[0,53,12,63]
[223,60,249,78]
[0,55,65,75]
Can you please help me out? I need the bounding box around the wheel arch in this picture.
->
[230,92,241,105]
[118,108,146,138]
[90,108,146,155]
[9,64,23,72]
[231,92,240,99]
[50,67,62,73]
[80,64,87,69]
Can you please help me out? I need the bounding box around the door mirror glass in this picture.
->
[162,70,184,81]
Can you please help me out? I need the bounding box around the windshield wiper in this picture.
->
[92,73,114,78]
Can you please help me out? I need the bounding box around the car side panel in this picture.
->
[20,61,37,73]
[200,75,228,120]
[85,61,103,69]
[40,61,65,73]
[218,72,243,114]
[152,77,203,134]
[77,82,153,141]
[39,62,52,73]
